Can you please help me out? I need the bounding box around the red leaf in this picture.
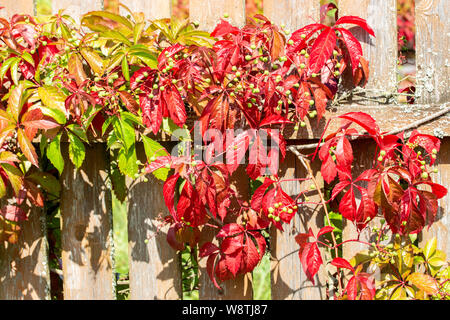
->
[206,253,222,290]
[0,205,27,222]
[308,27,336,74]
[199,242,219,258]
[338,112,380,137]
[163,173,179,219]
[217,223,244,238]
[162,85,187,128]
[210,19,240,38]
[317,226,334,238]
[339,186,357,221]
[321,153,337,184]
[241,234,261,273]
[299,242,323,284]
[331,257,354,272]
[335,16,375,37]
[337,28,362,75]
[250,177,275,212]
[167,223,185,251]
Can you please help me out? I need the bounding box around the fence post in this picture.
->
[270,151,327,300]
[189,0,246,32]
[339,0,398,93]
[0,0,50,301]
[416,0,450,256]
[120,0,172,20]
[60,143,114,300]
[339,0,398,261]
[127,143,182,300]
[0,208,50,299]
[415,0,449,104]
[198,166,253,300]
[263,0,319,31]
[0,0,35,18]
[52,0,103,23]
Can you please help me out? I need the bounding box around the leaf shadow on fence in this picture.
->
[59,143,114,298]
[0,208,49,299]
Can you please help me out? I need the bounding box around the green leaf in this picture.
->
[129,50,158,68]
[68,131,86,169]
[47,133,64,174]
[424,237,437,261]
[117,145,138,178]
[39,106,67,124]
[27,171,61,198]
[66,124,88,143]
[38,85,67,115]
[141,135,168,159]
[121,55,130,81]
[113,116,136,151]
[21,52,34,65]
[9,57,20,85]
[7,82,25,122]
[0,57,15,80]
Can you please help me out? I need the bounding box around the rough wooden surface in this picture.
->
[0,208,50,300]
[339,0,397,93]
[421,138,450,258]
[198,166,253,300]
[415,0,449,104]
[127,144,182,300]
[120,0,172,20]
[263,0,319,31]
[60,143,114,300]
[270,151,327,300]
[52,0,103,23]
[189,0,246,32]
[0,0,34,18]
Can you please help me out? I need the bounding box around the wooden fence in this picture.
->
[0,0,448,300]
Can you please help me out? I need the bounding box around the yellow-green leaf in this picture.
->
[38,85,67,115]
[17,128,39,167]
[80,48,105,75]
[424,237,437,260]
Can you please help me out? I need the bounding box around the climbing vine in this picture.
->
[0,4,448,300]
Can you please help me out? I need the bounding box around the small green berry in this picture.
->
[421,172,429,179]
[232,66,237,71]
[380,150,386,156]
[274,216,280,222]
[288,40,294,45]
[223,13,229,18]
[378,156,384,162]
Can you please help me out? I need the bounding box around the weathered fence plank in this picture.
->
[263,0,319,31]
[0,208,50,300]
[52,0,103,23]
[421,138,450,258]
[120,0,172,20]
[198,166,253,300]
[127,144,182,300]
[0,0,34,18]
[189,0,246,32]
[271,151,327,300]
[339,0,397,93]
[415,0,449,104]
[60,143,114,300]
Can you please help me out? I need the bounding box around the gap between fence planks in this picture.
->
[126,143,182,300]
[60,143,114,300]
[415,0,449,104]
[189,0,246,32]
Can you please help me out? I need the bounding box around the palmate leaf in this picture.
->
[37,85,67,116]
[141,135,169,181]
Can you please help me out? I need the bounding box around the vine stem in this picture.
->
[288,146,344,296]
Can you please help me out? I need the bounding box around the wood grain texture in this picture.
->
[198,166,253,300]
[0,208,50,300]
[127,144,182,300]
[421,138,450,258]
[0,0,34,18]
[120,0,172,20]
[271,151,327,300]
[52,0,103,23]
[339,0,397,93]
[189,0,246,32]
[263,0,319,31]
[415,0,449,104]
[60,143,114,300]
